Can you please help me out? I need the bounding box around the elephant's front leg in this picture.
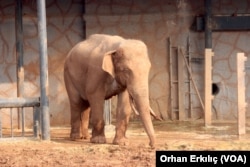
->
[89,97,106,144]
[113,90,132,146]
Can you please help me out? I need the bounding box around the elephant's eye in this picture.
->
[123,67,131,74]
[116,66,130,72]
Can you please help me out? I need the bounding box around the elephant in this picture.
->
[64,34,160,148]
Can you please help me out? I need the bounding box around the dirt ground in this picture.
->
[0,120,250,167]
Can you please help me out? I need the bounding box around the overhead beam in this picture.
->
[196,15,250,31]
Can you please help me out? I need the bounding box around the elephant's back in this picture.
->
[88,34,124,55]
[64,34,124,74]
[68,34,124,59]
[80,34,124,64]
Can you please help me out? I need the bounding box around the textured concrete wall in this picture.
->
[0,0,250,128]
[85,0,202,120]
[85,0,250,121]
[0,0,84,127]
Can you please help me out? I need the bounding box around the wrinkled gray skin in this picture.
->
[64,34,156,147]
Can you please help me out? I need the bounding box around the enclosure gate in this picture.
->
[0,0,50,140]
[0,98,40,139]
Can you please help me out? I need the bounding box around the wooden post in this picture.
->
[168,38,175,120]
[178,48,185,120]
[204,49,214,126]
[236,53,247,135]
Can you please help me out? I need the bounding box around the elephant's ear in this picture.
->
[102,50,116,78]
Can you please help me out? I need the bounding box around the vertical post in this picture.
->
[187,36,192,118]
[15,0,24,130]
[10,108,13,138]
[104,100,111,125]
[204,49,214,126]
[204,0,213,126]
[33,106,40,138]
[168,38,174,119]
[237,53,247,135]
[21,107,25,136]
[205,0,212,48]
[178,48,185,120]
[82,0,86,39]
[37,0,50,140]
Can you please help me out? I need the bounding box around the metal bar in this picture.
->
[15,0,24,97]
[10,108,13,138]
[205,0,212,48]
[0,98,40,108]
[82,0,86,40]
[213,16,250,31]
[37,0,50,140]
[15,0,24,130]
[33,106,40,138]
[196,16,250,31]
[21,107,25,137]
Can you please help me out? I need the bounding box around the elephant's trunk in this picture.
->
[129,87,155,148]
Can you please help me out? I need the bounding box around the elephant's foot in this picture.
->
[113,137,129,146]
[70,132,82,141]
[82,134,90,140]
[90,135,106,144]
[81,129,90,140]
[70,134,89,141]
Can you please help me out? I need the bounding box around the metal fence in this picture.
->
[0,0,50,140]
[0,98,40,139]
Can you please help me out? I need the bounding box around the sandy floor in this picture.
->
[0,120,250,166]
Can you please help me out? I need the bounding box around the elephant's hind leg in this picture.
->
[65,72,83,140]
[69,99,85,140]
[80,106,90,139]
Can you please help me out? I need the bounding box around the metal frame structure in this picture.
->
[0,0,50,140]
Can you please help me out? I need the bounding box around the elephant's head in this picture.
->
[102,40,156,147]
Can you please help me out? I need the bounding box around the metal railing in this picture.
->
[0,97,40,139]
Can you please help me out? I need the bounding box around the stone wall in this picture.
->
[0,0,250,127]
